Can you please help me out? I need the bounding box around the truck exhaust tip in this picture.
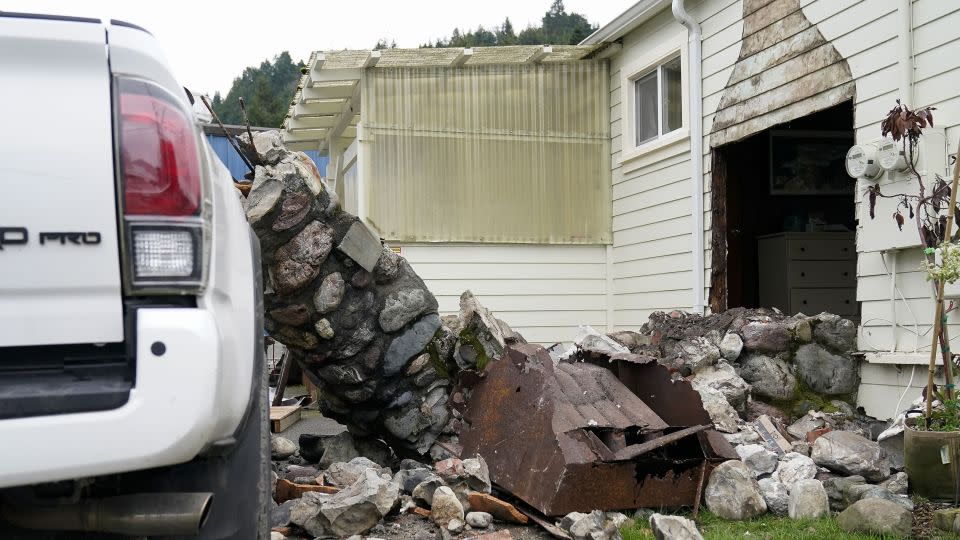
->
[1,492,214,536]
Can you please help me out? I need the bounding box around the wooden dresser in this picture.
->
[758,232,857,317]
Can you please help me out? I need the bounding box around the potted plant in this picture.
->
[868,101,960,499]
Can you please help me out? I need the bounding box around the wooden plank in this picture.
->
[274,479,338,503]
[270,405,302,433]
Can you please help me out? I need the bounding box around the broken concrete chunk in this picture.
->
[691,361,750,411]
[690,380,741,434]
[288,469,399,538]
[336,221,382,272]
[455,291,508,370]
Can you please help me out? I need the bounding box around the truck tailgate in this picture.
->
[0,15,123,347]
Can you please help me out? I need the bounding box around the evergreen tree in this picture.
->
[496,18,518,45]
[211,52,304,128]
[422,1,597,48]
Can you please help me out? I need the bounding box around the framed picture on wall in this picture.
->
[769,130,854,195]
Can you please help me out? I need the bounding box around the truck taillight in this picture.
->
[115,77,209,294]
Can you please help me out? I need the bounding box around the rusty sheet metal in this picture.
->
[458,344,728,516]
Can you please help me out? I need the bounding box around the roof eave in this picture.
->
[580,0,672,45]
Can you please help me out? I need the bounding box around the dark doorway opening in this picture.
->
[710,101,858,319]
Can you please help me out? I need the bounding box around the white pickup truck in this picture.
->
[0,12,268,539]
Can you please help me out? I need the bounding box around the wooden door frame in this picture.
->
[708,148,728,313]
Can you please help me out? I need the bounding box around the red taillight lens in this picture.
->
[118,79,201,216]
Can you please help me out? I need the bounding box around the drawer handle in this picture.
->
[843,271,849,277]
[800,247,806,252]
[842,247,849,252]
[802,300,808,304]
[800,272,806,277]
[845,300,851,304]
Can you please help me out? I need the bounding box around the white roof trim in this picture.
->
[580,0,672,45]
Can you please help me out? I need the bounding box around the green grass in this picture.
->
[621,512,902,540]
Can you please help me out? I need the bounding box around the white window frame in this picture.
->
[621,39,689,164]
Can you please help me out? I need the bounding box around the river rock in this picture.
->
[794,343,859,395]
[313,272,345,313]
[837,498,912,537]
[773,452,818,488]
[736,444,779,477]
[741,321,791,353]
[719,332,744,361]
[813,314,857,353]
[788,479,829,519]
[758,478,790,516]
[431,486,465,527]
[379,289,432,332]
[738,354,797,400]
[649,514,704,540]
[811,430,891,481]
[704,460,767,520]
[271,436,297,460]
[466,511,493,529]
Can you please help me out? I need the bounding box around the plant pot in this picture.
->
[905,423,960,500]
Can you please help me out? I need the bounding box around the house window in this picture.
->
[633,55,682,146]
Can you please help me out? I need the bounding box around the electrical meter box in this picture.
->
[856,128,948,253]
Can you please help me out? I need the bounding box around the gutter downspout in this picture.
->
[672,0,705,315]
[899,0,913,107]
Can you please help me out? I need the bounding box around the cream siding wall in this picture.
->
[799,0,960,359]
[610,0,741,330]
[608,0,960,418]
[394,243,608,345]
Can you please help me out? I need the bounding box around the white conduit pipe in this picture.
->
[672,0,705,315]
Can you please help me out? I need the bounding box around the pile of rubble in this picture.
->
[268,432,634,540]
[242,132,918,538]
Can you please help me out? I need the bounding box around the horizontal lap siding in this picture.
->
[395,243,607,345]
[802,0,960,355]
[608,0,742,329]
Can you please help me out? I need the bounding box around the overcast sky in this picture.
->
[6,1,629,96]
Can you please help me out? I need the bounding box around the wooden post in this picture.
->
[272,350,292,407]
[926,138,960,417]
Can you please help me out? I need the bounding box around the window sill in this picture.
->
[619,128,690,166]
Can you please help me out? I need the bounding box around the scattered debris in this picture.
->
[457,343,733,516]
[466,493,529,524]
